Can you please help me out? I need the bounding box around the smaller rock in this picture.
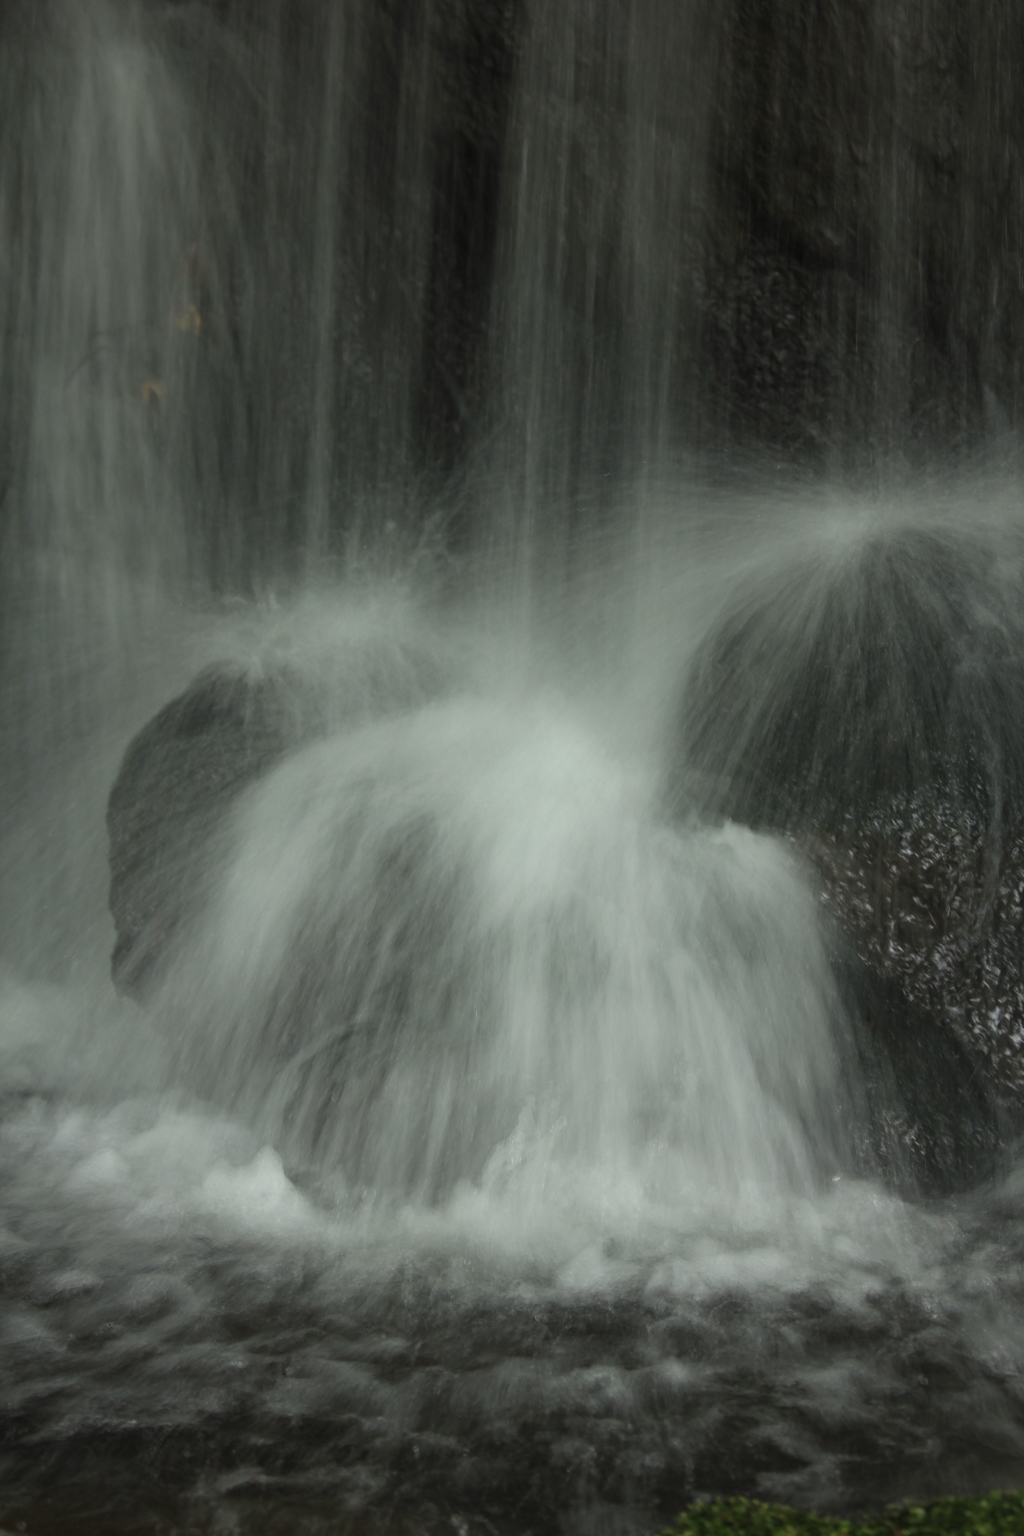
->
[107,666,301,997]
[107,608,455,997]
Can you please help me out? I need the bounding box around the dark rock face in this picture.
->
[671,526,1024,1192]
[699,0,1024,464]
[814,798,1024,1096]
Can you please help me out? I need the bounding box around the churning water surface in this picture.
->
[3,522,1024,1536]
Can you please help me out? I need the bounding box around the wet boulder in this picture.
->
[107,610,453,998]
[669,525,1024,1191]
[107,664,311,997]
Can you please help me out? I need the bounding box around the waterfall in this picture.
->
[2,3,1024,1532]
[154,690,854,1204]
[482,0,722,586]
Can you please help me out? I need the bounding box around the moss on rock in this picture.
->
[658,1490,1024,1535]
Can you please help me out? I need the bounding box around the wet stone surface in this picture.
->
[672,527,1024,1193]
[809,794,1024,1097]
[107,625,453,1001]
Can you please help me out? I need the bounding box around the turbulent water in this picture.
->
[3,536,1024,1536]
[4,3,1024,1534]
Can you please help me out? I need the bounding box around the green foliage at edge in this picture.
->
[657,1491,1024,1536]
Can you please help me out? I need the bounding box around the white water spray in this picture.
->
[154,680,855,1207]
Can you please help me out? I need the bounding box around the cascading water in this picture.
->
[4,3,1024,1534]
[159,690,854,1203]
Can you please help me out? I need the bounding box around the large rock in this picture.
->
[669,526,1024,1191]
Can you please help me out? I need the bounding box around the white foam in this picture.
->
[197,1146,318,1235]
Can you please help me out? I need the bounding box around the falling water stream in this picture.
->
[3,3,1024,1534]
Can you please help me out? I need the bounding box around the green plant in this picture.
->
[658,1491,1024,1536]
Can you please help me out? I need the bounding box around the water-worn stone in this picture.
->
[107,619,452,997]
[107,666,303,997]
[670,526,1024,1190]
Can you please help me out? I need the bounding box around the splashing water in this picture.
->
[3,565,1024,1534]
[3,4,1024,1535]
[159,687,853,1206]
